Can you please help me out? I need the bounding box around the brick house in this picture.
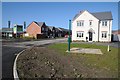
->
[26,21,48,39]
[48,26,56,38]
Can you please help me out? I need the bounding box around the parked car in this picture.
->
[64,34,71,38]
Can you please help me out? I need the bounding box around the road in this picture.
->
[2,38,67,79]
[2,46,24,79]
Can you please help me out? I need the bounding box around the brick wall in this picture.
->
[26,22,41,38]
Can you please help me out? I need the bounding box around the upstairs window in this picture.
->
[42,27,44,31]
[90,22,92,25]
[77,20,84,26]
[77,31,84,38]
[102,21,107,26]
[102,31,107,38]
[105,21,107,26]
[89,20,93,26]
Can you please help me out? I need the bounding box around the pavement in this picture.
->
[66,47,103,54]
[2,38,67,79]
[2,38,67,48]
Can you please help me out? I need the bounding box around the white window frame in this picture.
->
[89,20,93,26]
[101,31,107,38]
[77,31,84,38]
[102,21,107,26]
[77,20,84,27]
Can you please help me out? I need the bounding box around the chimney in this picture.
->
[24,21,26,29]
[80,10,86,13]
[8,21,10,28]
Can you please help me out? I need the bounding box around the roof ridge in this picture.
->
[91,11,111,14]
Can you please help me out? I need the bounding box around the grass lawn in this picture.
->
[48,43,118,77]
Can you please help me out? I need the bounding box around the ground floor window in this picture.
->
[77,31,84,38]
[101,31,107,38]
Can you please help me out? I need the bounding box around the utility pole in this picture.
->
[68,20,71,52]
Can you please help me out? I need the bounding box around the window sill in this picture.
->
[77,26,84,27]
[101,38,107,39]
[77,37,84,39]
[102,26,108,27]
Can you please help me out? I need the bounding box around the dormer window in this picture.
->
[77,20,84,26]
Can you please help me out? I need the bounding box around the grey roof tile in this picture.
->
[91,11,113,20]
[2,28,13,32]
[34,21,44,27]
[73,11,113,21]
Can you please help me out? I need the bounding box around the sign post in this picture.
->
[68,20,71,52]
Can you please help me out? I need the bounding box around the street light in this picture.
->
[68,20,71,52]
[107,21,111,52]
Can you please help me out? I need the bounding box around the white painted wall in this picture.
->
[72,10,99,41]
[24,33,29,37]
[99,20,112,42]
[72,10,112,42]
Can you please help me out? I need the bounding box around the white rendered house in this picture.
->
[72,10,113,42]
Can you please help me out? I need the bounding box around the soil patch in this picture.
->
[17,46,117,78]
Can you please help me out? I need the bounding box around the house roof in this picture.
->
[1,28,13,32]
[2,28,13,32]
[91,11,113,20]
[48,26,55,31]
[59,27,69,32]
[112,29,120,34]
[55,27,60,31]
[34,21,45,27]
[73,10,86,21]
[73,10,113,21]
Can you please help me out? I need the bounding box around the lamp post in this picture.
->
[107,34,110,52]
[107,21,110,52]
[68,20,71,52]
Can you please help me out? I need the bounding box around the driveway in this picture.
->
[2,38,67,79]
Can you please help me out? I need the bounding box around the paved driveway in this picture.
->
[2,38,67,79]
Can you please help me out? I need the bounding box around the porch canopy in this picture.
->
[88,28,95,34]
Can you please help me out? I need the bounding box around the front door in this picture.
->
[89,32,92,41]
